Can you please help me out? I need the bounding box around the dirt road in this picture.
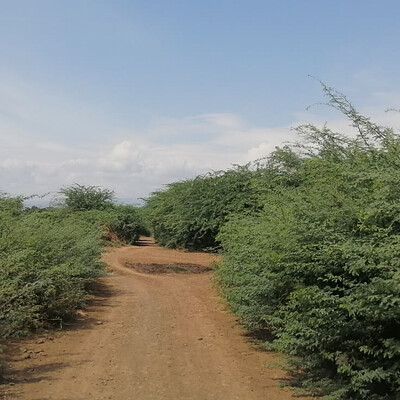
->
[2,238,298,400]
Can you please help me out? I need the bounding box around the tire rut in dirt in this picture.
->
[125,262,212,274]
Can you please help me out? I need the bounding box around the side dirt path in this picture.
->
[2,238,301,400]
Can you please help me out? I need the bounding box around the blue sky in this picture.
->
[1,1,400,202]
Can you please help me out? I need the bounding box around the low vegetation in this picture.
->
[0,199,104,338]
[0,185,147,351]
[145,167,262,250]
[145,86,400,399]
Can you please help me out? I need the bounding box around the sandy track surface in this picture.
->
[2,238,299,400]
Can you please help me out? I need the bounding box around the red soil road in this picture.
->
[2,238,302,400]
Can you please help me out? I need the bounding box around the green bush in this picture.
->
[145,167,263,250]
[0,203,105,338]
[0,190,148,340]
[56,184,148,245]
[57,184,115,211]
[216,87,400,399]
[144,85,400,398]
[0,189,148,380]
[107,205,150,244]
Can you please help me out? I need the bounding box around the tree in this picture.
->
[58,184,115,211]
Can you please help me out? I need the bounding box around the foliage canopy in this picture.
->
[145,85,400,399]
[58,184,115,211]
[0,187,147,349]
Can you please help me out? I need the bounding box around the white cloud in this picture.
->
[98,141,144,173]
[245,142,276,162]
[1,71,400,204]
[3,99,399,204]
[0,111,297,202]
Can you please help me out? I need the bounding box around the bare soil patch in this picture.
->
[125,262,212,274]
